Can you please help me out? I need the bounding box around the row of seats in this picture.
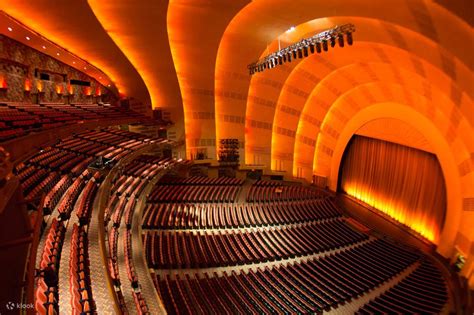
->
[357,259,448,314]
[148,184,241,203]
[105,156,177,314]
[69,224,96,314]
[141,198,341,229]
[24,129,163,314]
[144,219,367,268]
[0,102,150,141]
[124,230,151,313]
[158,175,244,186]
[35,218,65,314]
[76,177,100,225]
[123,155,176,179]
[246,182,324,202]
[153,239,421,314]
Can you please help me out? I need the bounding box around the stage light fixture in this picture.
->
[347,32,353,45]
[322,40,328,51]
[330,36,336,47]
[309,44,315,54]
[298,49,303,59]
[338,34,344,47]
[316,42,322,53]
[303,46,309,57]
[292,50,297,59]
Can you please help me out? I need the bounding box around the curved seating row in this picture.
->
[158,175,244,186]
[22,129,162,314]
[357,259,448,314]
[35,218,65,314]
[148,184,241,203]
[144,219,367,268]
[153,239,422,314]
[246,182,323,202]
[69,224,96,314]
[0,102,150,142]
[105,156,175,314]
[142,198,341,229]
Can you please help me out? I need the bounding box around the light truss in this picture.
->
[248,23,355,75]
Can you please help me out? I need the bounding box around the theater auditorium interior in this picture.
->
[0,0,473,314]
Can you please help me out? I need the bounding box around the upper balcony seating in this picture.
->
[0,102,153,142]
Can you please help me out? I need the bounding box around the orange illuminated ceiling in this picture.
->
[1,0,473,272]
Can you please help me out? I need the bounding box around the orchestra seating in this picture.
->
[11,128,451,314]
[143,176,450,314]
[0,102,150,142]
[153,239,424,314]
[357,259,448,314]
[147,176,243,203]
[246,179,323,202]
[142,198,341,229]
[144,218,367,268]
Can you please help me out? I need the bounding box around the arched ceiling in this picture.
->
[1,0,472,169]
[1,0,151,112]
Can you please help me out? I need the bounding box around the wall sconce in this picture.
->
[0,76,7,90]
[36,80,44,94]
[84,86,92,96]
[56,84,63,95]
[67,84,73,95]
[24,79,31,93]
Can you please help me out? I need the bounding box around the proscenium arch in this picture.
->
[244,19,473,170]
[217,0,473,164]
[329,102,463,257]
[274,56,471,177]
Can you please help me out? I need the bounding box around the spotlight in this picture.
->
[309,44,315,54]
[330,36,336,47]
[322,40,328,51]
[283,54,287,62]
[287,53,292,62]
[316,42,322,53]
[298,49,303,59]
[303,46,308,57]
[278,56,283,65]
[346,32,353,45]
[338,34,344,47]
[292,50,297,59]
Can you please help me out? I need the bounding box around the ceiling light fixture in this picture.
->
[42,45,46,49]
[56,52,60,56]
[7,27,13,32]
[248,23,355,75]
[26,36,30,41]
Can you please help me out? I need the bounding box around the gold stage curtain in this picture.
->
[340,135,446,243]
